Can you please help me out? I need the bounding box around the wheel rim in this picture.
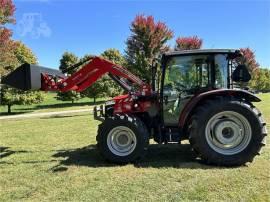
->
[205,111,252,155]
[107,126,137,156]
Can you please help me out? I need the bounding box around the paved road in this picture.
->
[0,108,93,120]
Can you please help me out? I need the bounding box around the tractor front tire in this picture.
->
[96,114,149,164]
[189,97,267,166]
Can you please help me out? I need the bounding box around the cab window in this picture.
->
[164,55,212,91]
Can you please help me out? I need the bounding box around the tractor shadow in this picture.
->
[0,147,28,160]
[40,113,90,119]
[51,144,216,171]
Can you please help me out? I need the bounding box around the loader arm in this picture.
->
[3,56,145,92]
[51,57,144,92]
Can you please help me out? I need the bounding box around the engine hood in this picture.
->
[112,94,129,101]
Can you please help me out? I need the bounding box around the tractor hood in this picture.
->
[112,94,129,101]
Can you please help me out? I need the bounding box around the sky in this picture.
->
[9,0,270,69]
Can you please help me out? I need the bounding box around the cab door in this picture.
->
[162,55,212,126]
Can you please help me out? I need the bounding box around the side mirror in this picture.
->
[232,65,251,82]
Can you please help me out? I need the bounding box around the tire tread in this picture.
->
[189,97,267,166]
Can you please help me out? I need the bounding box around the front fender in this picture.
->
[179,89,261,128]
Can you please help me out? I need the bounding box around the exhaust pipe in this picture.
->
[1,63,65,91]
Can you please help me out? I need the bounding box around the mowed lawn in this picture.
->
[0,94,269,201]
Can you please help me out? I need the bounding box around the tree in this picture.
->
[264,69,270,91]
[81,80,107,104]
[12,41,38,67]
[56,91,81,104]
[0,0,16,75]
[235,48,260,89]
[56,52,81,103]
[1,88,44,113]
[0,0,44,113]
[101,48,125,65]
[0,0,15,25]
[100,48,124,97]
[238,48,259,73]
[59,52,79,74]
[175,36,203,50]
[0,29,15,75]
[125,15,173,82]
[79,54,108,104]
[80,49,127,103]
[249,68,270,92]
[1,41,44,113]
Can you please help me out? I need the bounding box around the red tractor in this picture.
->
[3,49,267,166]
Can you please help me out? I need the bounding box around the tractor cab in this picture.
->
[158,49,249,127]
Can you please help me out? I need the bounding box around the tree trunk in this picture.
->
[72,100,74,104]
[94,97,96,104]
[7,104,11,114]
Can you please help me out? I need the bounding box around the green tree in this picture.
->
[264,69,270,91]
[12,41,38,68]
[252,69,265,91]
[81,79,107,104]
[59,52,79,74]
[101,48,126,65]
[56,52,81,103]
[56,91,81,104]
[101,48,125,97]
[1,88,44,113]
[125,15,173,82]
[81,49,127,103]
[250,68,270,92]
[80,54,107,104]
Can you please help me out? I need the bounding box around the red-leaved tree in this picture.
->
[235,48,260,89]
[0,0,16,75]
[125,14,173,81]
[0,0,44,113]
[238,48,259,73]
[175,36,203,50]
[0,0,15,24]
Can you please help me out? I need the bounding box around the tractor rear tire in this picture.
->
[189,97,267,166]
[96,114,149,164]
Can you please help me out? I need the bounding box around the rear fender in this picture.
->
[179,89,261,128]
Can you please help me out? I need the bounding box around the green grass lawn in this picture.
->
[0,94,269,201]
[0,92,107,115]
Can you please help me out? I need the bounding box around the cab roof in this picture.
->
[163,49,240,57]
